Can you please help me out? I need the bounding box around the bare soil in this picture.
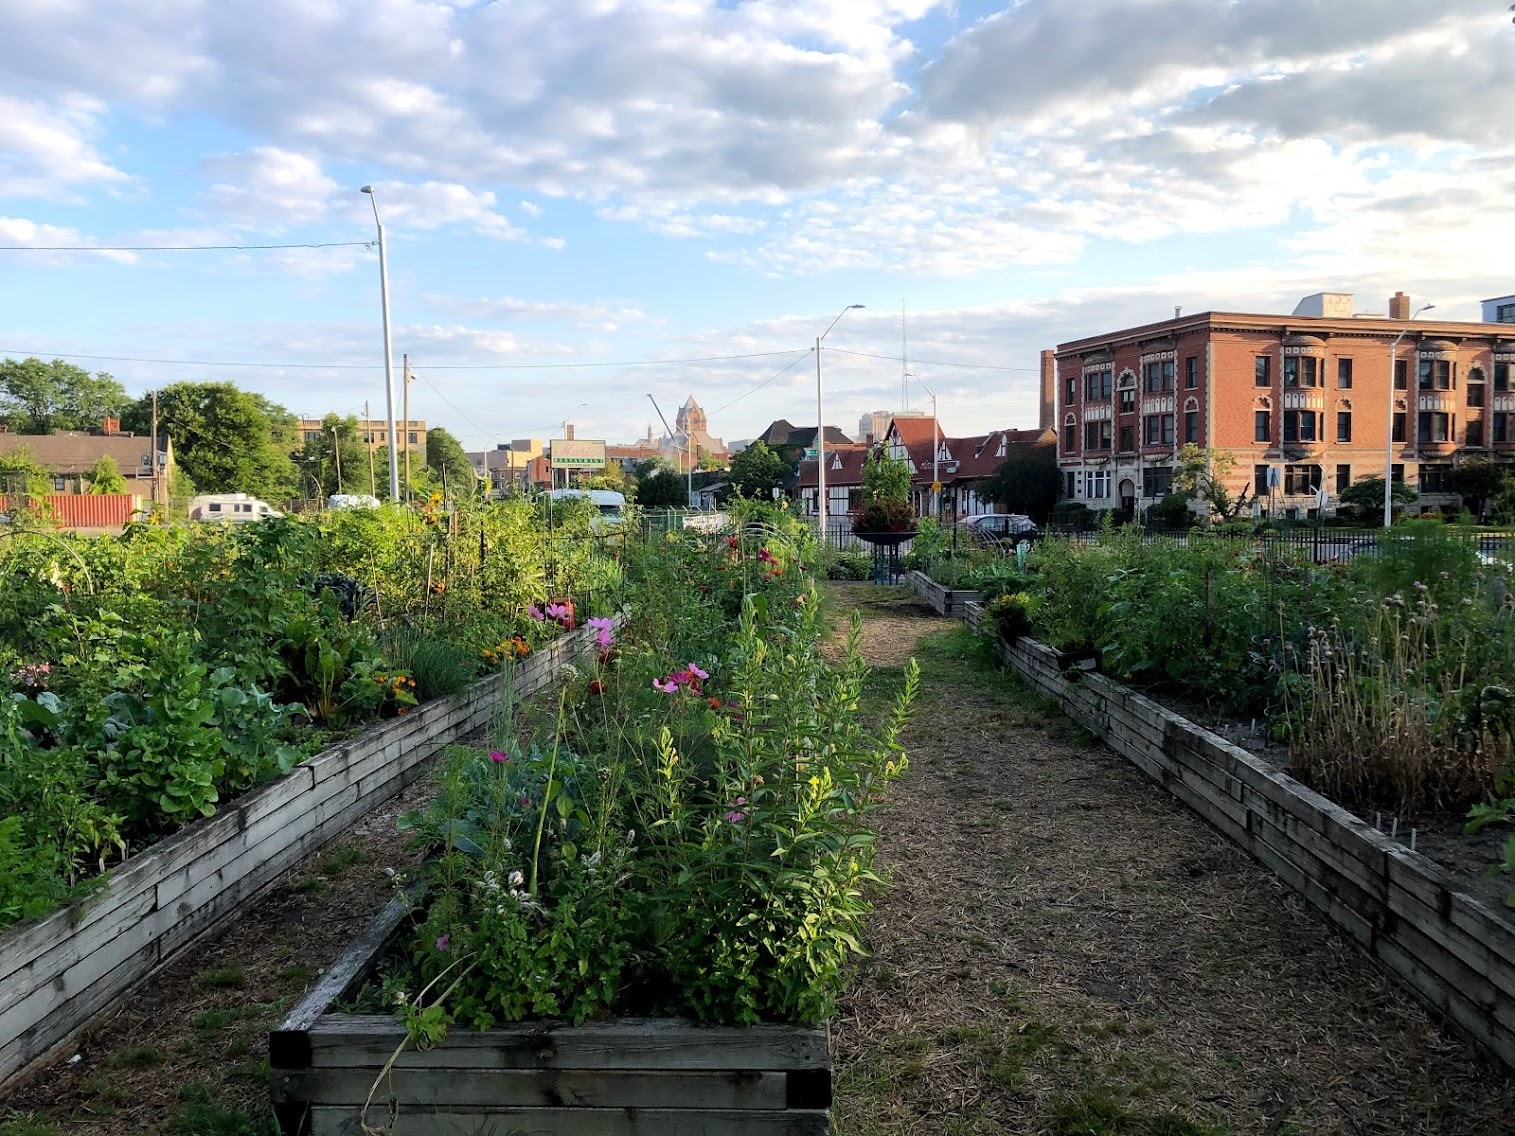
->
[827,583,1515,1136]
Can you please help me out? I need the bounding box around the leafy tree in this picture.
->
[1171,445,1252,522]
[1339,476,1418,524]
[1446,458,1510,519]
[635,466,689,509]
[300,414,375,499]
[85,455,129,495]
[123,382,300,501]
[582,461,626,491]
[0,448,51,497]
[0,357,130,433]
[696,451,725,472]
[979,445,1060,521]
[728,441,789,498]
[425,426,474,491]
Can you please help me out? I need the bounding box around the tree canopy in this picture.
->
[124,381,300,502]
[1446,458,1510,518]
[635,466,689,509]
[1339,476,1417,522]
[425,426,474,492]
[979,444,1061,521]
[85,455,129,495]
[0,357,130,434]
[300,414,377,499]
[728,441,789,498]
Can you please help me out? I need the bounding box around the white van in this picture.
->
[189,493,282,524]
[548,489,627,526]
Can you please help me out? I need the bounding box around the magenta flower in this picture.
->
[724,810,747,824]
[588,616,616,651]
[758,547,775,564]
[489,751,508,764]
[653,677,679,693]
[546,602,570,620]
[689,663,709,681]
[435,934,451,952]
[527,603,545,621]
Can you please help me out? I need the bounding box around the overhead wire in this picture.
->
[0,347,811,371]
[826,347,1034,372]
[0,241,374,252]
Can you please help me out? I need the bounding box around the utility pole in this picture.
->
[365,401,377,497]
[402,353,412,501]
[332,426,344,493]
[646,394,691,506]
[149,390,159,518]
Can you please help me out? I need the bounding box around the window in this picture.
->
[1083,369,1112,400]
[1255,356,1271,387]
[1467,420,1484,447]
[209,502,222,513]
[1283,464,1321,496]
[408,431,419,444]
[1118,425,1134,452]
[1065,375,1078,403]
[1418,359,1453,390]
[1119,387,1135,413]
[304,431,320,443]
[1498,302,1515,323]
[1144,414,1174,445]
[1421,464,1451,494]
[52,476,67,491]
[1185,356,1198,389]
[1254,464,1271,494]
[1283,355,1319,388]
[1084,420,1112,450]
[1336,411,1352,443]
[1142,467,1172,498]
[1395,359,1408,390]
[1392,464,1405,484]
[1392,412,1406,443]
[1417,411,1451,443]
[1144,361,1160,393]
[1062,419,1076,452]
[1469,367,1487,407]
[1255,411,1271,442]
[1335,464,1351,493]
[1337,358,1353,389]
[1496,362,1512,392]
[1184,409,1199,444]
[1064,471,1076,499]
[1496,414,1510,444]
[1088,469,1111,499]
[1282,409,1317,443]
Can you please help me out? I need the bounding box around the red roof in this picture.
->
[795,444,871,488]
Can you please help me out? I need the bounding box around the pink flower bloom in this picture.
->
[688,663,709,680]
[653,678,679,693]
[527,604,545,621]
[724,810,747,824]
[758,547,775,563]
[435,934,451,952]
[546,602,570,620]
[588,616,616,651]
[489,751,508,763]
[671,669,693,685]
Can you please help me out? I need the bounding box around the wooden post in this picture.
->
[402,354,412,501]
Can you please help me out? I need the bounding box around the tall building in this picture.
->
[298,418,427,465]
[1053,291,1515,519]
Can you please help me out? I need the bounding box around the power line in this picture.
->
[421,351,802,371]
[0,243,374,254]
[710,349,815,415]
[827,347,1034,372]
[0,347,810,371]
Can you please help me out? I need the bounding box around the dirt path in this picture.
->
[828,584,1515,1136]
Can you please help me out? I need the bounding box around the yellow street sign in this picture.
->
[931,480,942,493]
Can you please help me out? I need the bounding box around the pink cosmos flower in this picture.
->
[588,616,616,651]
[489,751,508,764]
[689,663,709,680]
[435,934,451,952]
[527,604,545,621]
[653,677,679,693]
[546,602,570,620]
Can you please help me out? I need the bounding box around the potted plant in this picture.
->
[852,450,917,542]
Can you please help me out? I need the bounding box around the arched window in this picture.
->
[1062,412,1077,453]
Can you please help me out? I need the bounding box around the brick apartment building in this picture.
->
[1054,291,1515,519]
[298,418,427,465]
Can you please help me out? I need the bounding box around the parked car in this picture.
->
[957,513,1040,547]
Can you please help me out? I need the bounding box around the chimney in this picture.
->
[102,417,121,435]
[1389,291,1411,321]
[1039,349,1056,432]
[565,424,575,441]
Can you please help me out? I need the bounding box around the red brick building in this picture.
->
[1054,292,1515,519]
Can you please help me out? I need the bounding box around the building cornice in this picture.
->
[1056,312,1515,356]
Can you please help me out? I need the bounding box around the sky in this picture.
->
[1,0,1513,451]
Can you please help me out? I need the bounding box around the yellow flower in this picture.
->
[808,776,820,788]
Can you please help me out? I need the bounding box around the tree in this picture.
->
[0,357,130,433]
[635,466,689,509]
[300,414,374,499]
[1171,445,1252,522]
[1446,458,1510,519]
[425,427,474,492]
[85,455,129,495]
[728,441,789,498]
[979,444,1061,522]
[124,382,300,501]
[582,461,626,491]
[0,448,51,498]
[1339,476,1417,524]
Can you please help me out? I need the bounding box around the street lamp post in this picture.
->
[359,186,401,501]
[560,402,586,491]
[909,372,941,518]
[1384,303,1434,527]
[816,304,866,541]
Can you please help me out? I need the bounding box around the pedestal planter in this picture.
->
[270,899,833,1135]
[853,531,914,586]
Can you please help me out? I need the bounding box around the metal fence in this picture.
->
[1042,524,1515,565]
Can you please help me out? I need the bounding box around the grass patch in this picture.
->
[293,874,327,895]
[193,964,247,990]
[0,1117,59,1136]
[107,1044,163,1068]
[165,1084,277,1136]
[82,1073,129,1105]
[277,963,317,985]
[322,844,369,875]
[1047,1090,1228,1136]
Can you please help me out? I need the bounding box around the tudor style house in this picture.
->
[1053,292,1515,519]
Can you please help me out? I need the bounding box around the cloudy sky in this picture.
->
[1,0,1512,449]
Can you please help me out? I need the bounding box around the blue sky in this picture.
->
[1,0,1512,450]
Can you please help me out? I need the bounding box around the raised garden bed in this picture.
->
[901,569,981,617]
[984,627,1515,1073]
[0,623,611,1091]
[269,898,832,1136]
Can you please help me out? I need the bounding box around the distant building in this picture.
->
[1484,294,1515,325]
[0,420,172,509]
[469,439,542,494]
[754,420,854,452]
[858,409,928,445]
[298,418,428,466]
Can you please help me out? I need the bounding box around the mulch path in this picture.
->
[827,583,1515,1136]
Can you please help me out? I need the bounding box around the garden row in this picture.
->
[0,497,624,932]
[270,510,917,1134]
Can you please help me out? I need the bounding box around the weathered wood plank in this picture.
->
[303,1018,831,1073]
[307,1105,831,1136]
[277,1067,791,1109]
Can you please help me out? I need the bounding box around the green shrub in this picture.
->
[824,549,873,581]
[387,630,481,701]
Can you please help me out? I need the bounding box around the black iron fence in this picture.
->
[1042,524,1514,565]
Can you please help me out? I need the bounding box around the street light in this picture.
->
[816,304,866,541]
[908,372,941,518]
[359,186,401,501]
[1384,303,1434,527]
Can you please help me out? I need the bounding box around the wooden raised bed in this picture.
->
[270,899,832,1135]
[901,569,981,617]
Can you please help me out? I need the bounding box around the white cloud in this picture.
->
[0,95,129,200]
[200,146,338,225]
